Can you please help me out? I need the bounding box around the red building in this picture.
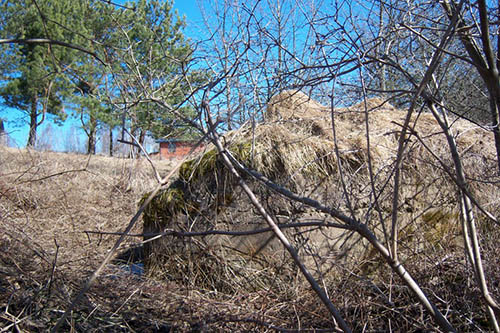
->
[157,139,206,159]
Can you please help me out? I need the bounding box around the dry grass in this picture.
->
[1,90,500,331]
[0,147,183,331]
[0,147,345,332]
[0,147,170,271]
[141,91,500,331]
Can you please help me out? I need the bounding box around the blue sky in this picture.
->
[174,0,203,30]
[0,0,204,150]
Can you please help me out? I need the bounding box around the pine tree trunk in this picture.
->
[0,119,5,146]
[137,129,146,158]
[27,96,38,147]
[109,126,113,157]
[139,129,146,146]
[87,133,96,155]
[87,114,97,155]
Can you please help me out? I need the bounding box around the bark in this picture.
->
[27,96,38,147]
[87,114,97,155]
[0,119,5,146]
[87,135,96,155]
[139,129,146,147]
[109,126,113,157]
[490,97,500,172]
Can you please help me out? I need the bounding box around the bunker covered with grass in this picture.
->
[141,90,498,292]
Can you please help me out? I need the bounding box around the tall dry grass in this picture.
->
[0,119,499,332]
[0,147,180,331]
[0,147,344,332]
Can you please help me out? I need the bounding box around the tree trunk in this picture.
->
[87,114,97,155]
[490,97,500,173]
[27,96,38,147]
[109,126,113,157]
[0,119,5,146]
[87,133,96,154]
[137,129,146,157]
[139,129,146,146]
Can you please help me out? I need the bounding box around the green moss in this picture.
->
[421,209,459,244]
[179,149,218,182]
[145,143,254,231]
[178,142,253,183]
[142,181,190,230]
[422,210,448,224]
[231,142,252,162]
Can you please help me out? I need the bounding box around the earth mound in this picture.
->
[142,90,497,291]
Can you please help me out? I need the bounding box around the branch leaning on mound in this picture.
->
[217,138,455,332]
[203,100,352,333]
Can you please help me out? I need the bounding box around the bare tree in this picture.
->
[184,1,499,331]
[440,0,500,172]
[6,1,498,332]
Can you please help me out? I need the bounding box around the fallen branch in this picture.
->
[83,220,352,239]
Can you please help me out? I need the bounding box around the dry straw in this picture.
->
[143,90,498,291]
[0,91,498,331]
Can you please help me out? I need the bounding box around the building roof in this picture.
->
[156,138,204,144]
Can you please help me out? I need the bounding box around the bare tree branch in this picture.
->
[0,38,106,65]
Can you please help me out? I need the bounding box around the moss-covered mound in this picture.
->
[142,90,498,292]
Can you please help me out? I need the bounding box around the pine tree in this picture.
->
[68,1,121,155]
[0,0,87,147]
[116,0,205,143]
